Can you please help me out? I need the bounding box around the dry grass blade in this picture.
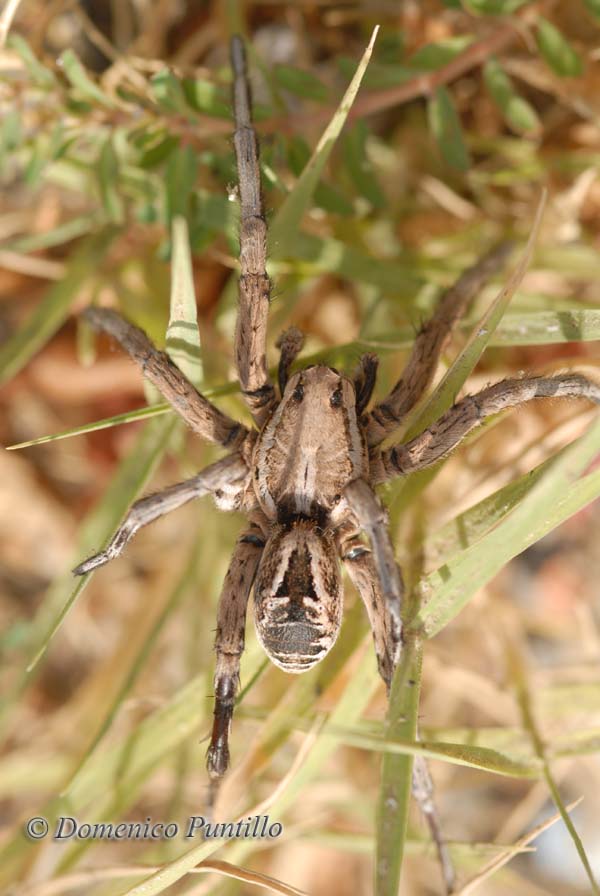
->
[271,25,379,259]
[116,721,322,896]
[0,0,23,47]
[511,647,600,896]
[186,860,309,896]
[455,799,583,896]
[19,859,308,896]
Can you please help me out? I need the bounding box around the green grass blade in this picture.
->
[264,637,381,814]
[294,307,600,364]
[59,49,118,107]
[414,415,600,638]
[484,58,540,135]
[6,214,98,252]
[364,309,600,349]
[553,733,600,759]
[65,673,206,810]
[331,729,539,777]
[7,33,57,87]
[428,86,471,171]
[543,772,599,895]
[536,18,583,77]
[0,228,116,384]
[270,26,378,260]
[5,404,173,449]
[488,308,600,345]
[5,377,244,450]
[375,636,421,896]
[115,839,230,896]
[305,831,535,861]
[9,304,600,452]
[166,216,203,385]
[425,452,557,565]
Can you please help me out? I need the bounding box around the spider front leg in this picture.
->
[230,36,277,427]
[83,308,247,449]
[207,524,265,783]
[73,454,248,575]
[366,241,514,447]
[374,372,600,482]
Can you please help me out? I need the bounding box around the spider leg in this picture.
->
[73,454,248,575]
[83,308,247,449]
[342,478,404,616]
[207,524,265,783]
[366,242,514,447]
[341,534,401,688]
[275,326,304,396]
[230,36,277,427]
[353,353,379,415]
[412,754,456,895]
[339,520,455,894]
[374,372,600,483]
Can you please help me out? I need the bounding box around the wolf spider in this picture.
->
[75,35,600,892]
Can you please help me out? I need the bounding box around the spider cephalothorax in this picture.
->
[255,365,367,518]
[74,36,600,892]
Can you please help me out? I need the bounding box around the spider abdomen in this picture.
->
[253,522,343,672]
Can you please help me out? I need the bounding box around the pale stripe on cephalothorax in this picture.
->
[253,367,365,521]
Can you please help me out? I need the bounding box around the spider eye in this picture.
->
[292,383,304,402]
[330,387,343,408]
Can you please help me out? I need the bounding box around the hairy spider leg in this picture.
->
[83,308,247,448]
[207,525,265,789]
[74,454,249,575]
[231,35,277,427]
[367,242,514,447]
[374,373,600,482]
